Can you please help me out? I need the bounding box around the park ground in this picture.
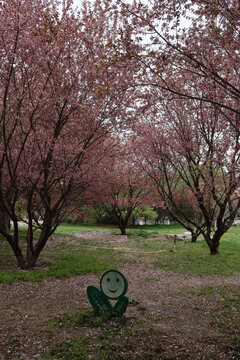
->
[1,225,240,359]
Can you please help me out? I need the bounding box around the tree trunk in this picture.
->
[117,216,128,235]
[7,217,52,269]
[191,231,198,243]
[205,237,220,255]
[10,242,27,269]
[119,225,126,235]
[209,241,219,255]
[131,216,136,226]
[26,254,38,269]
[210,246,219,255]
[0,206,9,234]
[16,253,27,269]
[205,223,225,255]
[1,222,27,269]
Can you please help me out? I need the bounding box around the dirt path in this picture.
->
[1,232,240,359]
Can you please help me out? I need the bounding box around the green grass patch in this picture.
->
[127,229,159,239]
[220,287,240,310]
[128,237,173,253]
[133,223,185,233]
[154,249,240,276]
[55,223,119,234]
[188,286,216,296]
[137,305,147,313]
[208,285,240,334]
[153,228,240,276]
[53,309,113,329]
[0,248,116,284]
[0,224,124,284]
[47,310,131,360]
[48,252,113,279]
[40,337,89,360]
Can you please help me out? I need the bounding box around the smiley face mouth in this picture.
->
[108,288,118,293]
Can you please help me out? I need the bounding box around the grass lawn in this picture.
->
[0,223,185,283]
[55,223,185,235]
[0,224,240,282]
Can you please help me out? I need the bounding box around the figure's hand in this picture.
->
[128,299,139,305]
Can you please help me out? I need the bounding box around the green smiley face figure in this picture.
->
[87,270,129,315]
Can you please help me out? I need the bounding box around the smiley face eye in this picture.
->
[116,278,119,282]
[107,278,110,282]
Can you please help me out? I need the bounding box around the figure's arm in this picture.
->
[87,285,113,314]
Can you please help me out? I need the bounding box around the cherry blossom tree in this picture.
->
[92,144,151,235]
[0,0,134,269]
[120,0,240,130]
[117,0,240,253]
[133,97,240,254]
